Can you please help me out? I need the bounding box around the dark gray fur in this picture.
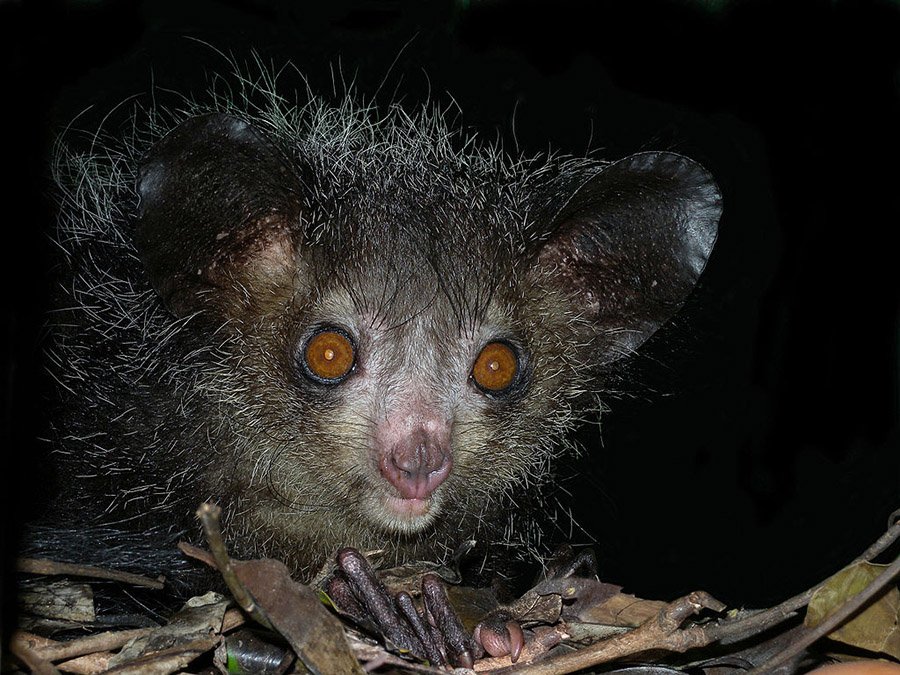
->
[45,69,721,582]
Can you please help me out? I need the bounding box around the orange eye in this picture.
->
[472,341,519,393]
[303,330,355,382]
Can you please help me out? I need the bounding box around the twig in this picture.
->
[483,514,900,675]
[13,627,149,663]
[12,607,245,664]
[705,514,900,645]
[194,502,274,631]
[8,637,63,675]
[100,636,220,674]
[749,554,900,674]
[854,509,900,564]
[57,651,112,674]
[489,591,725,675]
[221,606,249,632]
[344,633,451,674]
[16,557,165,590]
[10,632,57,652]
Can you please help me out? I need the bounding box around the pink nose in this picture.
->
[378,427,452,500]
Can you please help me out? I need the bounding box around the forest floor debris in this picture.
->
[8,508,899,675]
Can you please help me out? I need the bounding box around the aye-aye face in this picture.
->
[135,112,721,570]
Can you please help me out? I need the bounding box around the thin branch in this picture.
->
[480,515,900,675]
[8,638,63,675]
[854,509,900,564]
[99,636,220,674]
[12,607,246,664]
[705,515,900,645]
[488,591,725,675]
[57,651,112,675]
[17,558,166,590]
[194,502,275,631]
[13,628,149,664]
[749,554,900,675]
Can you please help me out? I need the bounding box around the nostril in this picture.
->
[391,443,429,476]
[392,444,445,477]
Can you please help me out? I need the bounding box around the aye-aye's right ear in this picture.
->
[533,151,722,364]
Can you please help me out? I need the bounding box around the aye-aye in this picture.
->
[45,75,721,584]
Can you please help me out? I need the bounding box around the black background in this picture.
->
[3,0,899,631]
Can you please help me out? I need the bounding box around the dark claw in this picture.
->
[395,591,446,667]
[506,621,525,662]
[421,573,479,668]
[473,610,525,662]
[468,545,600,662]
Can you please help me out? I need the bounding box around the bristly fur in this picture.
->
[45,61,607,582]
[44,55,721,587]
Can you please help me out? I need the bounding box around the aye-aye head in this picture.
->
[60,98,720,579]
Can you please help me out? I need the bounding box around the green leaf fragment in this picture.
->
[806,561,900,659]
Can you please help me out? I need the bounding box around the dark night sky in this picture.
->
[3,0,899,622]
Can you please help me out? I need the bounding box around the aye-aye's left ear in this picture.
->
[533,151,722,364]
[135,113,305,317]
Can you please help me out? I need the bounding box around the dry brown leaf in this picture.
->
[578,592,668,628]
[445,585,503,632]
[107,591,228,671]
[18,579,95,623]
[230,557,364,675]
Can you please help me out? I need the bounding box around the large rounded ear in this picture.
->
[135,113,304,316]
[534,151,722,364]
